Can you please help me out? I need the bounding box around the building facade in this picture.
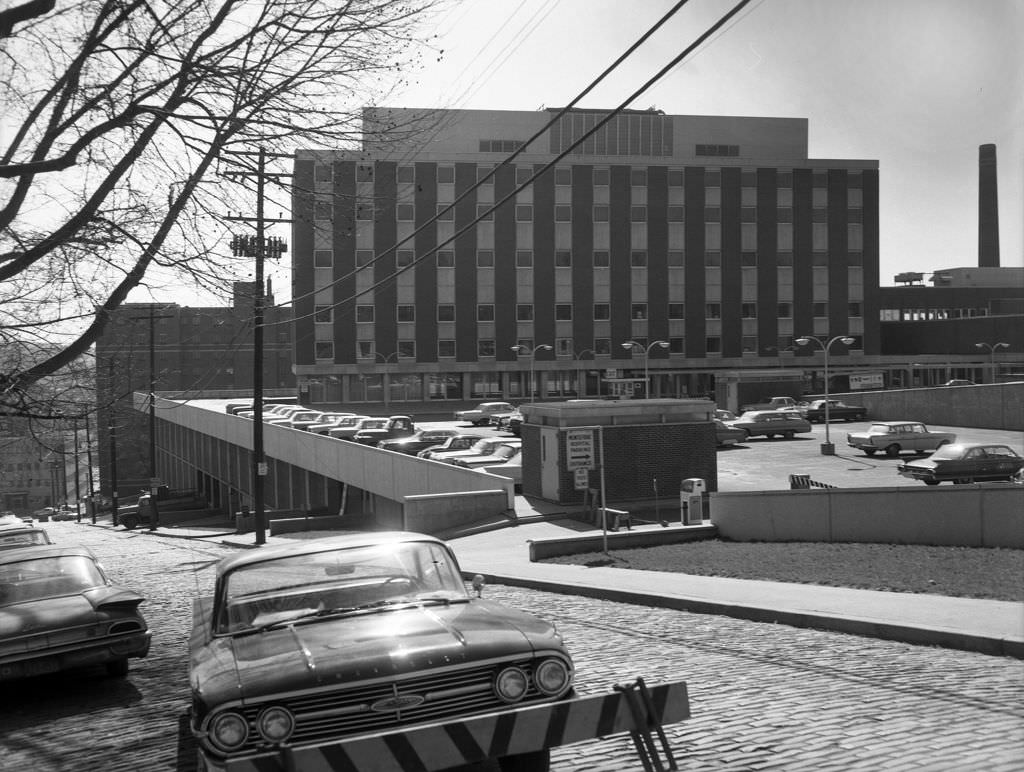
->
[291,107,880,406]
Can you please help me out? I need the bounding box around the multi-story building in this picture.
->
[291,107,879,406]
[94,282,294,498]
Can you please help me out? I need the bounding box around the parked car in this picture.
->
[319,415,373,439]
[739,396,803,414]
[417,433,486,459]
[0,545,150,679]
[329,416,390,441]
[188,532,573,772]
[454,401,517,427]
[0,516,52,550]
[847,422,957,457]
[495,409,524,435]
[481,457,523,489]
[305,413,362,434]
[450,441,522,468]
[424,437,514,463]
[352,415,416,445]
[377,428,462,454]
[714,419,747,447]
[727,410,812,439]
[944,379,975,387]
[801,399,868,423]
[898,443,1024,485]
[715,409,738,421]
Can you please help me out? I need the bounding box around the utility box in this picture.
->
[681,478,706,525]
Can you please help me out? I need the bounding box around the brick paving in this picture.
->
[0,521,1021,771]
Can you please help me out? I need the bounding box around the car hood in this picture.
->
[191,599,559,708]
[0,588,142,637]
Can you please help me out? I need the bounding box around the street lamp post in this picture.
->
[795,334,855,455]
[374,352,399,410]
[574,349,594,397]
[621,340,670,398]
[974,341,1009,383]
[511,344,553,400]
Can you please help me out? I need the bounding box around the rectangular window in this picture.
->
[593,168,610,186]
[356,305,374,323]
[476,165,494,183]
[554,205,572,222]
[778,302,792,318]
[314,305,332,324]
[356,250,374,267]
[813,302,828,317]
[397,165,414,183]
[778,188,793,207]
[438,304,455,322]
[630,206,647,222]
[438,340,455,358]
[555,304,573,321]
[668,169,684,186]
[315,164,333,182]
[812,252,829,266]
[667,205,684,222]
[437,166,455,184]
[516,204,533,222]
[706,303,721,319]
[436,250,455,267]
[630,169,647,187]
[668,303,685,319]
[516,304,534,321]
[314,201,332,220]
[704,207,721,222]
[478,339,496,357]
[436,204,454,221]
[742,336,758,353]
[398,340,416,359]
[554,167,572,185]
[593,250,610,267]
[476,204,494,221]
[314,250,333,268]
[705,252,721,267]
[777,252,794,266]
[741,302,757,319]
[396,250,414,267]
[848,188,863,208]
[516,250,534,267]
[594,338,611,355]
[706,336,722,354]
[849,302,863,317]
[356,164,373,182]
[555,250,572,267]
[355,201,373,220]
[594,303,610,320]
[668,250,685,267]
[314,341,335,361]
[357,341,374,359]
[631,250,648,267]
[477,304,495,322]
[396,203,414,221]
[515,167,533,185]
[477,250,495,267]
[669,337,685,353]
[593,205,610,222]
[741,251,758,267]
[397,305,415,323]
[631,303,647,320]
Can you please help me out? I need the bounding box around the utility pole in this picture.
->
[73,419,82,523]
[109,366,120,527]
[226,147,290,546]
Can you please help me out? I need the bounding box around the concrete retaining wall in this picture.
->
[528,524,717,561]
[711,485,1024,548]
[402,490,510,535]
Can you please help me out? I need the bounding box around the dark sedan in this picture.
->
[802,399,867,423]
[728,410,812,440]
[898,443,1024,485]
[189,532,573,772]
[0,545,150,680]
[376,427,461,454]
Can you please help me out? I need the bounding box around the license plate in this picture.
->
[0,658,60,681]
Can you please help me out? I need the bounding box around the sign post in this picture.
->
[565,426,607,553]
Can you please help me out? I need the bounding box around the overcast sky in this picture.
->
[389,0,1023,283]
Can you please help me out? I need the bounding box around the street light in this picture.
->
[795,334,855,454]
[374,352,399,410]
[511,344,553,400]
[974,341,1009,383]
[621,340,670,398]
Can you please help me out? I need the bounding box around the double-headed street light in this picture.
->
[621,340,669,398]
[511,344,553,400]
[974,341,1009,383]
[795,334,855,454]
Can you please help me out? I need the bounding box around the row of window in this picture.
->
[314,333,862,361]
[315,248,866,269]
[317,164,862,190]
[319,302,864,324]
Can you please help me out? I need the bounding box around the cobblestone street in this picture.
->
[1,520,1022,771]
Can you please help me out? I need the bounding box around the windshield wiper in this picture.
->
[239,596,468,635]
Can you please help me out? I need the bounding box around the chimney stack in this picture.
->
[978,143,1000,267]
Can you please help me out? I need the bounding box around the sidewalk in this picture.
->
[84,510,1024,660]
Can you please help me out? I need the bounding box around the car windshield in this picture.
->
[868,424,893,434]
[0,555,106,605]
[0,530,49,550]
[492,445,519,460]
[217,541,470,635]
[928,444,967,460]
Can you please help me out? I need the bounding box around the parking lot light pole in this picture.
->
[511,344,553,400]
[622,340,670,398]
[795,335,855,455]
[974,341,1009,383]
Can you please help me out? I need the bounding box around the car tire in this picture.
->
[105,658,129,677]
[121,514,139,530]
[924,480,940,486]
[863,448,877,456]
[884,444,901,458]
[498,749,550,772]
[782,431,795,439]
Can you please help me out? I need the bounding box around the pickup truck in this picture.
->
[739,396,803,414]
[352,415,416,445]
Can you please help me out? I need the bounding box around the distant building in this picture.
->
[0,431,65,514]
[291,107,880,406]
[93,282,294,498]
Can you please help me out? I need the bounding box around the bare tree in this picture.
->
[0,0,438,420]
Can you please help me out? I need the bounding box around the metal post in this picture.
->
[84,416,95,523]
[253,147,267,546]
[599,425,608,554]
[73,419,82,522]
[109,413,119,527]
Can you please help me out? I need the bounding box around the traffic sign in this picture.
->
[566,428,595,470]
[574,468,590,490]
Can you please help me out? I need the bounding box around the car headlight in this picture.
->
[209,711,248,752]
[257,706,294,744]
[494,666,529,703]
[534,658,571,696]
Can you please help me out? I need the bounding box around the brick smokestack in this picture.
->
[978,143,1000,267]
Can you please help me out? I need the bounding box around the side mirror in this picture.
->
[471,574,485,598]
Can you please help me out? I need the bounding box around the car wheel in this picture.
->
[782,431,794,439]
[121,514,138,530]
[923,480,940,486]
[884,444,901,458]
[863,448,877,456]
[105,658,129,677]
[953,478,972,485]
[499,749,550,772]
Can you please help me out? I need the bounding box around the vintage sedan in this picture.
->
[450,441,522,468]
[0,517,52,550]
[898,443,1024,485]
[801,399,867,423]
[376,427,461,454]
[454,401,517,426]
[847,422,957,457]
[188,533,574,772]
[416,433,485,459]
[727,410,812,440]
[0,545,150,680]
[714,419,748,447]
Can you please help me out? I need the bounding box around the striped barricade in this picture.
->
[223,679,690,772]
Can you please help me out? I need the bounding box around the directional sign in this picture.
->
[566,428,595,470]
